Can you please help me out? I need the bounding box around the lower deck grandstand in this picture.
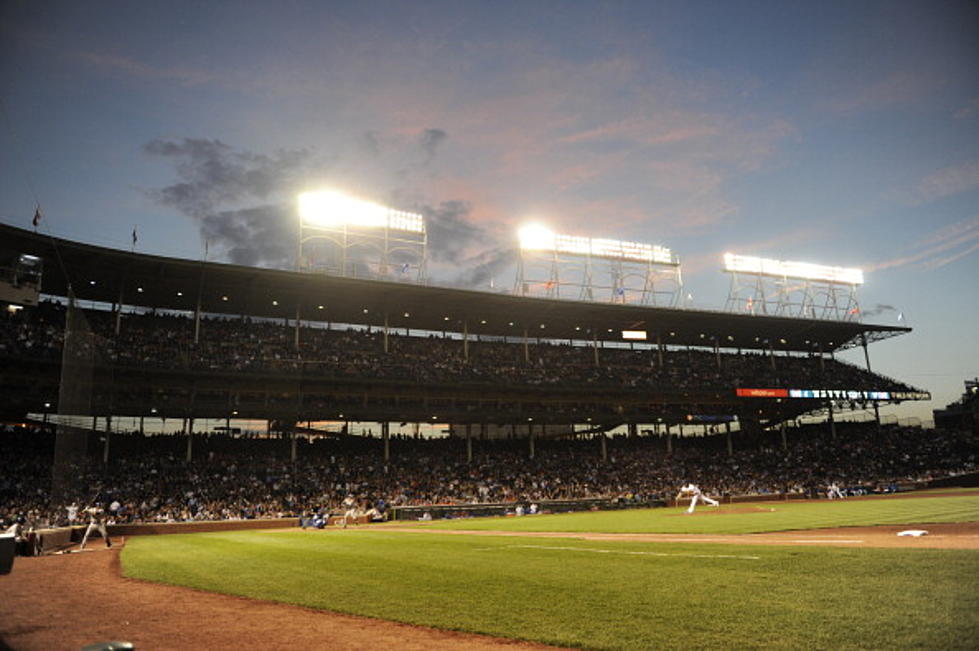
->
[2,421,976,531]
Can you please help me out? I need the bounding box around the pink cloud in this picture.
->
[910,160,979,205]
[74,50,215,87]
[868,216,979,271]
[826,69,944,115]
[953,98,979,120]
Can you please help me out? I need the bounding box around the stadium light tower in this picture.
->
[297,190,427,282]
[722,253,863,320]
[514,223,682,306]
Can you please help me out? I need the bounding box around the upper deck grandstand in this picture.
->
[0,221,925,432]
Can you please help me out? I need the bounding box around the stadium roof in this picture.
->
[1,223,909,352]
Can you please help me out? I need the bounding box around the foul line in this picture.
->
[485,544,760,560]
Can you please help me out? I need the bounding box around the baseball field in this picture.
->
[3,489,978,649]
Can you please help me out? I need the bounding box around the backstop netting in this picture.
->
[51,297,103,500]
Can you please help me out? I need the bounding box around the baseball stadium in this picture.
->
[1,207,977,651]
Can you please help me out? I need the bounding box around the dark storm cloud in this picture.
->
[416,199,517,287]
[453,247,517,289]
[423,200,482,263]
[419,128,447,163]
[360,131,380,157]
[860,303,897,318]
[143,136,506,277]
[143,138,310,267]
[200,204,296,268]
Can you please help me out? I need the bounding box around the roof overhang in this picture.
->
[0,223,910,352]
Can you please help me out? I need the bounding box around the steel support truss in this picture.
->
[298,223,427,283]
[724,270,860,321]
[514,249,682,306]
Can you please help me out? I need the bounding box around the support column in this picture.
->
[600,433,607,462]
[827,401,837,440]
[725,421,733,457]
[593,332,600,366]
[295,304,301,349]
[186,426,193,463]
[291,428,298,463]
[769,340,776,371]
[780,420,787,450]
[139,415,144,436]
[194,293,202,345]
[382,421,390,462]
[114,298,124,336]
[523,328,530,363]
[861,333,882,430]
[463,321,469,362]
[528,423,535,459]
[666,425,673,454]
[383,313,390,353]
[103,415,112,465]
[466,423,473,463]
[657,332,664,367]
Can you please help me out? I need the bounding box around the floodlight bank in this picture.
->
[723,253,863,285]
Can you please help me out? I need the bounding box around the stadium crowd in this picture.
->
[2,421,975,534]
[0,302,916,394]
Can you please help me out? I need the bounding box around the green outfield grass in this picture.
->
[122,492,979,650]
[410,490,979,535]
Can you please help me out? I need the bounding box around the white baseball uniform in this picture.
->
[679,483,719,513]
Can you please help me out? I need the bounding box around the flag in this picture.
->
[401,262,410,274]
[132,226,138,246]
[848,306,860,315]
[32,206,41,227]
[615,287,625,296]
[897,312,904,322]
[746,296,754,311]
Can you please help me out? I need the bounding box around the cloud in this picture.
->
[954,98,979,120]
[201,204,297,268]
[451,247,518,289]
[823,69,945,115]
[909,160,979,205]
[143,138,312,267]
[922,240,979,271]
[75,50,214,87]
[360,131,381,157]
[142,136,501,274]
[419,128,448,163]
[860,304,897,318]
[868,215,979,272]
[422,200,483,264]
